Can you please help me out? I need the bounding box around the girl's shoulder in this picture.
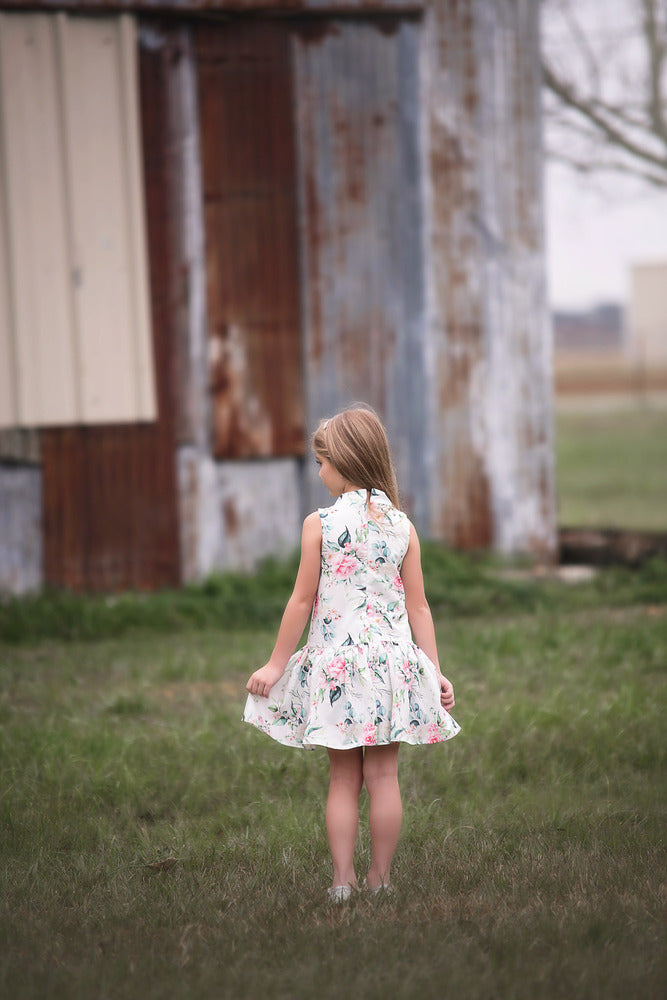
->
[302,510,323,544]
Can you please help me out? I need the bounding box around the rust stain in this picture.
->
[375,16,403,36]
[331,92,367,206]
[209,323,272,457]
[291,20,341,46]
[223,496,240,537]
[301,96,325,368]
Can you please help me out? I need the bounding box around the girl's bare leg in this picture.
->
[326,747,364,888]
[363,743,401,888]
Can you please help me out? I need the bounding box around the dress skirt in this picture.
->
[243,636,461,750]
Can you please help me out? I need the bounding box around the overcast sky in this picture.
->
[545,164,667,311]
[541,0,667,312]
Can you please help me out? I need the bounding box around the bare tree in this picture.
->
[542,0,667,188]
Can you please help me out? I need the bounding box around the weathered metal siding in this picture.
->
[0,464,42,594]
[0,430,42,592]
[138,23,215,583]
[196,20,305,459]
[0,1,423,12]
[424,0,556,556]
[38,27,182,591]
[293,16,429,525]
[216,458,303,571]
[139,21,303,577]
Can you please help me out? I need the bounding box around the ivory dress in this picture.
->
[243,488,460,749]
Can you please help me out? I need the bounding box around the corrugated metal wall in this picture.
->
[0,1,557,594]
[293,16,429,525]
[38,20,181,591]
[0,465,42,594]
[195,20,305,459]
[424,0,556,556]
[0,1,424,12]
[0,13,156,428]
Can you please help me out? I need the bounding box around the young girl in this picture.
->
[243,406,460,901]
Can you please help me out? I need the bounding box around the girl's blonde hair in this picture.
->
[312,405,400,509]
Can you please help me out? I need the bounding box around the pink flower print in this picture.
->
[362,722,377,745]
[400,658,415,691]
[328,656,346,681]
[393,574,404,592]
[427,723,441,744]
[333,554,357,578]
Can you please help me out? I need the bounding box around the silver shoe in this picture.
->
[327,884,353,903]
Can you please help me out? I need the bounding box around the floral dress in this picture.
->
[242,488,461,749]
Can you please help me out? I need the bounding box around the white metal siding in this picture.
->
[0,12,156,428]
[630,262,667,366]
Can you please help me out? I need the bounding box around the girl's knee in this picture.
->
[362,744,400,787]
[328,747,364,792]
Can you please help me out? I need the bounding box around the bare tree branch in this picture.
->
[561,0,602,97]
[641,0,667,141]
[543,62,667,170]
[546,146,667,187]
[542,0,667,187]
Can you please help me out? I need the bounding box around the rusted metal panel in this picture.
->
[196,19,305,459]
[423,0,556,557]
[39,29,182,591]
[0,464,42,594]
[41,424,180,591]
[293,17,428,526]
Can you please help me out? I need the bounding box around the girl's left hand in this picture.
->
[439,674,455,712]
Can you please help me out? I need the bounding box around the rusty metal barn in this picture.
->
[0,0,556,595]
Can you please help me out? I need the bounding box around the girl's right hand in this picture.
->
[246,663,285,699]
[439,674,455,713]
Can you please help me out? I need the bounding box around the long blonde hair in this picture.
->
[312,405,400,509]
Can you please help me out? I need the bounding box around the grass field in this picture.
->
[555,399,667,532]
[1,572,666,999]
[1,395,665,998]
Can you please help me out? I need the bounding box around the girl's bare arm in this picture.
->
[246,512,322,698]
[401,524,455,712]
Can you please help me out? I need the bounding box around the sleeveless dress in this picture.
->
[242,488,461,749]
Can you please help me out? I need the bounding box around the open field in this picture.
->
[1,384,665,998]
[554,353,667,396]
[555,399,667,532]
[1,569,666,1000]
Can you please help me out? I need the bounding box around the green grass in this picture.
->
[556,404,667,531]
[1,397,665,996]
[1,584,665,999]
[3,544,667,644]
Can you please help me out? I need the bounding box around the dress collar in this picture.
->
[337,488,390,504]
